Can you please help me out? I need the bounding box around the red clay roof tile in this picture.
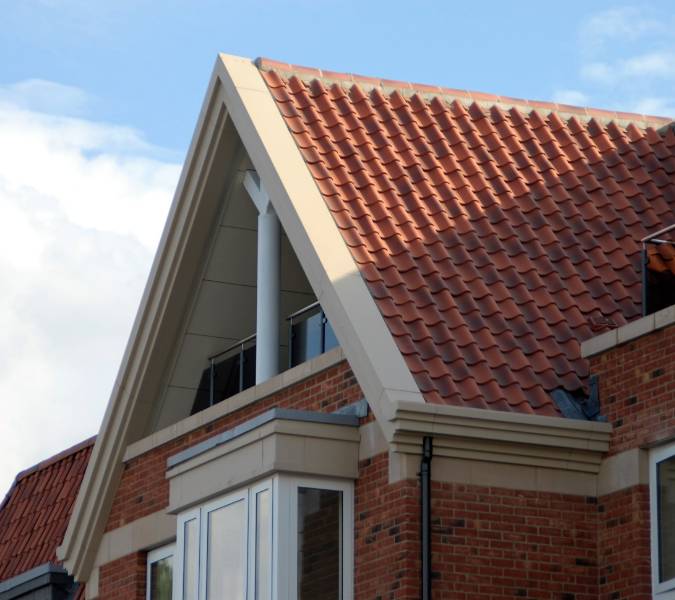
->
[258,59,675,417]
[0,438,94,582]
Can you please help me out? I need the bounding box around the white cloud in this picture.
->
[552,89,590,106]
[560,6,675,119]
[0,79,92,117]
[622,52,675,78]
[631,96,675,118]
[580,62,614,85]
[0,82,180,497]
[582,52,675,84]
[580,6,663,51]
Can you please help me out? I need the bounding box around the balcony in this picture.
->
[287,301,338,368]
[191,303,338,414]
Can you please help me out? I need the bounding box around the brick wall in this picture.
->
[355,452,605,600]
[105,360,361,531]
[597,486,651,600]
[589,322,675,455]
[587,322,675,599]
[95,323,674,599]
[355,453,420,599]
[98,553,145,600]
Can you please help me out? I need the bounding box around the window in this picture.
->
[651,443,675,597]
[147,544,175,600]
[175,476,353,600]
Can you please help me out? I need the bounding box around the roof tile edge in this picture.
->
[255,56,673,130]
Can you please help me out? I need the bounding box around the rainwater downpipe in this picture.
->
[420,436,433,600]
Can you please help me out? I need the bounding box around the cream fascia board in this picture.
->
[213,54,424,439]
[58,64,235,581]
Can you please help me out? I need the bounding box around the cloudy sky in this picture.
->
[0,0,673,496]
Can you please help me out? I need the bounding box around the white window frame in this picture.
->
[174,474,353,600]
[278,475,353,600]
[199,487,249,600]
[175,507,200,600]
[147,543,175,600]
[651,441,675,598]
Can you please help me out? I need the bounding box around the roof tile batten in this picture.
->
[257,58,675,417]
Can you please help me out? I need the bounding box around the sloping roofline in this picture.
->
[256,57,673,129]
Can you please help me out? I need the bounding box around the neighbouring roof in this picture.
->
[258,58,675,416]
[0,437,94,582]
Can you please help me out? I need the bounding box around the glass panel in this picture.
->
[256,489,271,600]
[207,499,246,600]
[242,345,256,391]
[659,456,675,582]
[297,487,342,600]
[323,318,338,353]
[183,519,198,600]
[150,556,173,600]
[291,310,323,367]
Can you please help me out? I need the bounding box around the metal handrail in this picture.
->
[285,301,321,322]
[207,333,257,407]
[208,333,256,362]
[641,222,675,244]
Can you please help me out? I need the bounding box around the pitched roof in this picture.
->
[258,58,675,416]
[0,437,94,582]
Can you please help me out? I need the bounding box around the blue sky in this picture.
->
[0,0,674,495]
[2,0,675,154]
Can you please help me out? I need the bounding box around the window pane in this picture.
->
[207,499,246,600]
[297,487,342,600]
[183,519,198,600]
[256,489,271,600]
[659,456,675,582]
[150,556,173,600]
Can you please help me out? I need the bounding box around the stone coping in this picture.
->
[581,304,675,358]
[167,407,359,469]
[124,346,346,462]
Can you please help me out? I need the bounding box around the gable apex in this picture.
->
[57,54,422,582]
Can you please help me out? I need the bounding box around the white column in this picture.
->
[244,171,280,383]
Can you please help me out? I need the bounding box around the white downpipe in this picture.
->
[244,171,280,383]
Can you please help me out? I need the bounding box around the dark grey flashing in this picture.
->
[551,376,606,422]
[167,407,360,469]
[333,398,368,418]
[0,563,75,600]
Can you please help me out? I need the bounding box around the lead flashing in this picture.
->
[0,563,72,599]
[167,408,359,469]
